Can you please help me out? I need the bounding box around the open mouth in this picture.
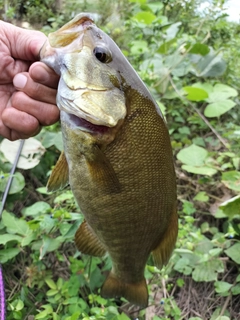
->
[66,113,110,134]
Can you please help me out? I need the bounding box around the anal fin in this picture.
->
[101,272,148,308]
[152,203,178,269]
[47,151,69,192]
[75,220,106,257]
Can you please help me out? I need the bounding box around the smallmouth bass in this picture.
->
[40,13,178,308]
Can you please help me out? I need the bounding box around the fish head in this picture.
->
[40,13,127,130]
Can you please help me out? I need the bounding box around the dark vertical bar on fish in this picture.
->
[0,265,6,320]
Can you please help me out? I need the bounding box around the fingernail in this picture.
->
[13,74,27,89]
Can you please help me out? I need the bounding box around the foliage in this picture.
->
[0,0,239,319]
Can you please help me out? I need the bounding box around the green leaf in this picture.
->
[0,248,20,263]
[45,278,57,290]
[130,40,148,55]
[219,195,240,218]
[231,283,240,295]
[177,144,208,166]
[222,171,240,192]
[165,22,182,41]
[0,234,22,245]
[47,289,59,296]
[214,281,232,293]
[187,43,210,56]
[192,259,224,282]
[183,86,208,101]
[192,49,226,77]
[40,236,63,260]
[194,191,209,202]
[133,11,156,25]
[207,84,238,102]
[182,165,217,176]
[225,243,240,264]
[204,100,236,118]
[22,201,51,217]
[2,211,29,236]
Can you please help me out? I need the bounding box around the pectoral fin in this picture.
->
[152,203,178,269]
[75,220,106,257]
[47,151,69,192]
[87,145,121,193]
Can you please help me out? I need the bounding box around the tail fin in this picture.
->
[101,272,148,308]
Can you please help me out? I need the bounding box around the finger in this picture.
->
[1,107,41,140]
[29,62,59,89]
[11,91,60,126]
[13,72,57,105]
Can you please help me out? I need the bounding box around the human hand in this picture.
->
[0,21,59,141]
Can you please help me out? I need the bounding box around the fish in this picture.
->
[40,13,178,308]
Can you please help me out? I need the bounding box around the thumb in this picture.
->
[1,21,47,60]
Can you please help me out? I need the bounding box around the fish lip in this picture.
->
[58,96,115,128]
[61,111,110,134]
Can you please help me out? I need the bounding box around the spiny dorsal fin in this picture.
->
[47,151,69,192]
[152,203,178,269]
[75,220,106,257]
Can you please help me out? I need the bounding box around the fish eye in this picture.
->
[93,46,112,63]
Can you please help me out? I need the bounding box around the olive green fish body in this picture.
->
[41,13,178,307]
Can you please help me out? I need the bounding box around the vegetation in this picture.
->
[0,0,239,319]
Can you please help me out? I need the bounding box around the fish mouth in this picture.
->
[62,111,110,134]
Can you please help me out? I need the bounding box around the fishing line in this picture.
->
[0,139,25,320]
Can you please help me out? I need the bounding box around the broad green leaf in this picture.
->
[186,43,210,56]
[0,234,22,245]
[165,22,181,41]
[14,299,24,311]
[194,191,209,202]
[192,82,214,95]
[45,278,57,290]
[2,210,29,236]
[192,49,226,77]
[39,236,63,260]
[204,100,236,118]
[207,84,238,102]
[21,230,35,247]
[219,195,240,218]
[35,309,52,319]
[225,243,240,264]
[0,138,45,169]
[130,40,148,55]
[158,38,176,54]
[231,283,240,295]
[148,2,164,13]
[182,165,217,176]
[47,289,59,296]
[133,11,156,24]
[222,171,240,192]
[22,201,51,217]
[183,86,208,101]
[215,317,230,320]
[0,248,20,263]
[192,259,224,282]
[214,281,232,293]
[129,0,146,3]
[177,144,208,166]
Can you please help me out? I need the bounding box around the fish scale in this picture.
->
[41,12,178,308]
